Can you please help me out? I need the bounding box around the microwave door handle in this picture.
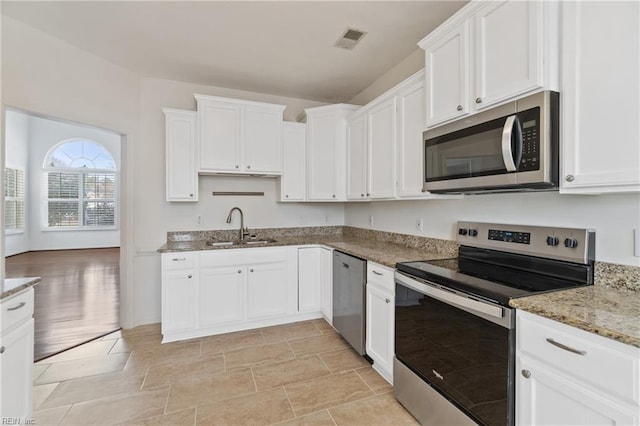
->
[501,115,518,172]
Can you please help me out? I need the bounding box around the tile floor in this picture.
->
[32,319,418,425]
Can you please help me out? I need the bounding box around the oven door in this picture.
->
[395,271,515,426]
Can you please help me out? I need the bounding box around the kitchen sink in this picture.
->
[206,241,237,247]
[205,238,277,247]
[244,238,277,245]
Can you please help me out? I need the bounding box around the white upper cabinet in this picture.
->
[474,0,542,109]
[424,22,470,126]
[419,0,559,128]
[346,95,396,200]
[368,97,397,199]
[163,109,198,202]
[278,122,306,201]
[195,95,286,175]
[396,72,428,198]
[560,1,640,193]
[306,104,360,201]
[346,112,368,200]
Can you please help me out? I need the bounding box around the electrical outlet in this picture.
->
[197,215,202,225]
[369,215,374,226]
[416,218,424,232]
[325,215,329,224]
[635,229,640,257]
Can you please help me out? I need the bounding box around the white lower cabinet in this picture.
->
[162,246,320,342]
[320,247,333,324]
[365,261,395,384]
[0,288,35,419]
[199,266,244,328]
[297,247,333,324]
[247,261,288,320]
[516,310,640,425]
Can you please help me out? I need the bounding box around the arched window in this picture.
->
[44,139,117,229]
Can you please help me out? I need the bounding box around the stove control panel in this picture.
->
[488,229,531,244]
[456,221,595,264]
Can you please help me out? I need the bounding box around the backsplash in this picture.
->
[343,226,459,257]
[595,262,640,292]
[167,226,343,242]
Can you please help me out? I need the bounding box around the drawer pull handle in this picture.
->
[372,270,383,276]
[172,258,187,262]
[521,369,531,379]
[385,298,390,303]
[546,338,587,356]
[187,274,192,279]
[7,302,26,311]
[0,346,4,354]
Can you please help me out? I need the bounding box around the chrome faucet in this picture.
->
[226,207,250,241]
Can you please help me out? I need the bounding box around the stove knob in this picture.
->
[458,228,468,236]
[564,238,579,249]
[468,229,478,237]
[546,236,559,246]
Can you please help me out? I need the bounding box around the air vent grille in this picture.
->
[334,28,367,50]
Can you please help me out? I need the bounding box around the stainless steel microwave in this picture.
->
[423,91,559,194]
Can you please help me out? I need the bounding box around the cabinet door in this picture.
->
[561,1,640,193]
[162,270,197,333]
[244,107,283,173]
[199,266,245,327]
[425,21,469,127]
[297,248,322,313]
[307,111,338,200]
[396,78,427,198]
[247,262,288,320]
[346,113,368,200]
[320,248,333,324]
[368,97,396,199]
[474,1,542,109]
[366,284,394,383]
[280,122,306,201]
[164,109,198,202]
[517,356,638,426]
[198,102,242,172]
[0,318,34,418]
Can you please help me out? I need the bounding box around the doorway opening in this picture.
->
[4,108,122,361]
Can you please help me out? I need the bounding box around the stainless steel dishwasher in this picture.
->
[332,250,366,355]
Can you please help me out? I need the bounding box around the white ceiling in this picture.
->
[2,1,467,103]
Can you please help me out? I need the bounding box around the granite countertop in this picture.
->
[158,235,453,268]
[510,286,640,348]
[1,277,41,300]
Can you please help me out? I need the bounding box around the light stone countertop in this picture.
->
[1,277,41,300]
[510,286,640,348]
[158,234,454,268]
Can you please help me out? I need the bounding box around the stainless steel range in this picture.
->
[393,221,595,426]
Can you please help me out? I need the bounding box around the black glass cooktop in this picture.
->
[396,246,594,306]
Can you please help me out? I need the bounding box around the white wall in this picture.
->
[4,110,30,256]
[345,192,640,266]
[348,49,424,106]
[26,115,120,250]
[2,16,140,326]
[133,77,343,325]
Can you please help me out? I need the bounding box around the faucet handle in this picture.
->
[242,227,250,237]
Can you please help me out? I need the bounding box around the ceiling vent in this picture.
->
[334,28,367,50]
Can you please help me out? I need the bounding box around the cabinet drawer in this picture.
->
[1,288,34,333]
[163,253,196,270]
[518,312,640,405]
[367,262,395,293]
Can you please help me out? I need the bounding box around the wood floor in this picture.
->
[5,248,120,361]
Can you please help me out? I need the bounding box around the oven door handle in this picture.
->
[395,272,505,321]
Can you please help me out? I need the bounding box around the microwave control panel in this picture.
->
[518,108,540,172]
